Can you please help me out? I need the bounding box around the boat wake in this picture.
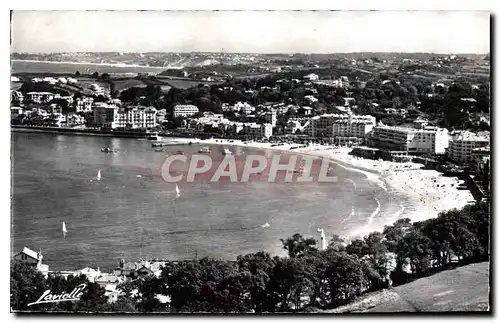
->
[345,178,357,189]
[159,225,262,236]
[341,206,355,224]
[367,197,381,224]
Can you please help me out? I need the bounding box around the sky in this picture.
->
[10,11,490,54]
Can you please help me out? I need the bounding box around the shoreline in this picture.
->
[11,126,151,138]
[13,128,476,239]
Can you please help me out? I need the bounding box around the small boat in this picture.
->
[152,142,167,147]
[154,148,166,152]
[222,148,232,155]
[147,133,160,140]
[96,169,101,181]
[101,147,117,153]
[175,184,180,198]
[198,147,211,154]
[261,222,270,228]
[62,221,67,238]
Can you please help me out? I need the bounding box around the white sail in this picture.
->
[62,221,67,237]
[175,184,180,197]
[97,169,101,181]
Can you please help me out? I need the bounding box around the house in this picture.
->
[303,73,319,81]
[135,265,155,278]
[13,246,42,266]
[304,95,318,104]
[11,90,24,104]
[173,105,199,118]
[13,247,49,278]
[95,274,122,288]
[11,106,23,119]
[26,92,56,104]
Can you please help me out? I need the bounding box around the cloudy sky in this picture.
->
[11,11,490,53]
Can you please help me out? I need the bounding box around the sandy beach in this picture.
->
[161,137,476,230]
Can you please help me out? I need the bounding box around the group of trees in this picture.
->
[11,201,489,313]
[11,261,108,312]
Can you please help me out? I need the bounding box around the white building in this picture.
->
[76,267,101,283]
[76,97,95,113]
[13,247,50,278]
[448,131,490,163]
[48,113,66,127]
[367,123,449,154]
[304,95,319,104]
[304,73,319,81]
[310,112,376,139]
[173,104,199,118]
[43,77,57,85]
[331,114,376,144]
[90,84,107,97]
[234,101,255,114]
[65,113,86,127]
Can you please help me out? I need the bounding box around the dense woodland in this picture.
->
[11,201,489,313]
[118,71,490,131]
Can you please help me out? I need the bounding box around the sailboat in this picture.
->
[175,184,180,198]
[62,221,67,238]
[96,169,102,181]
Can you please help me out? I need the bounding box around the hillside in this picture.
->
[322,262,490,313]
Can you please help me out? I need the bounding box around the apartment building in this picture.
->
[94,104,158,129]
[173,104,199,118]
[90,84,107,97]
[448,131,490,163]
[367,124,449,154]
[310,113,376,140]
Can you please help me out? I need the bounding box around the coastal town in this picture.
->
[10,10,491,314]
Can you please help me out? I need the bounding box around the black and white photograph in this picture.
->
[8,8,491,314]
